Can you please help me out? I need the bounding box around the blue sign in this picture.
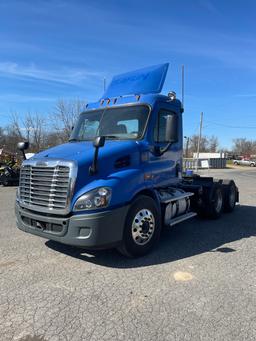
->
[102,63,169,99]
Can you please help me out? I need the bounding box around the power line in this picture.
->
[205,120,256,129]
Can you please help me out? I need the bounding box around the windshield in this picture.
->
[70,105,150,141]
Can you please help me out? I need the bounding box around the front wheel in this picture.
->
[117,195,161,257]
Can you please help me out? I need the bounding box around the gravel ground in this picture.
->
[0,168,255,341]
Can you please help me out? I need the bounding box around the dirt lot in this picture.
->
[0,168,255,341]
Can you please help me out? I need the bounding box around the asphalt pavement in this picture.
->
[0,168,255,341]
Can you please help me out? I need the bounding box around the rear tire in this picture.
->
[117,195,161,257]
[222,180,237,212]
[207,184,223,219]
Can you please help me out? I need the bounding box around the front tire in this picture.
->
[117,195,161,257]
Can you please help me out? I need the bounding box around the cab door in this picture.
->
[147,103,182,187]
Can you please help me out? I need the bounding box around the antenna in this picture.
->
[103,78,106,92]
[181,65,185,109]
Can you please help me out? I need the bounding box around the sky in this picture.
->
[0,0,256,149]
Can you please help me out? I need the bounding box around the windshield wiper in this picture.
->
[69,138,80,142]
[70,136,120,142]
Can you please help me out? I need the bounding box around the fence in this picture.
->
[183,158,227,171]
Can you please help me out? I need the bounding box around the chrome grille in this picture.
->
[19,164,71,210]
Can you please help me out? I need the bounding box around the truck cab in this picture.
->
[16,64,238,257]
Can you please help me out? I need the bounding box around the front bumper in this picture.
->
[15,203,129,249]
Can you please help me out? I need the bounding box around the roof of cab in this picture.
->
[85,93,182,111]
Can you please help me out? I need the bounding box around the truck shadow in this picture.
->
[46,205,256,268]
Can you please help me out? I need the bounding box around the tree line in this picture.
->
[0,99,86,155]
[185,135,219,157]
[185,135,256,158]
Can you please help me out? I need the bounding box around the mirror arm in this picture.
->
[159,142,172,156]
[89,147,99,175]
[21,150,26,160]
[89,136,105,175]
[151,142,173,156]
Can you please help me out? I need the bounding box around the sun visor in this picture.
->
[102,63,169,99]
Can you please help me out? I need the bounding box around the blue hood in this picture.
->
[32,140,142,194]
[34,140,140,166]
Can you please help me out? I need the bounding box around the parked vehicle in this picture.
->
[15,63,239,257]
[233,159,256,167]
[0,165,20,186]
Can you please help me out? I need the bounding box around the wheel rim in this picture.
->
[214,190,223,213]
[229,186,236,207]
[131,209,155,245]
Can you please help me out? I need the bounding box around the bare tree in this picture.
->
[52,98,87,143]
[188,135,209,155]
[186,134,220,157]
[23,112,46,152]
[6,112,48,153]
[232,138,256,156]
[0,127,6,145]
[44,131,62,148]
[3,113,24,153]
[208,135,219,152]
[9,113,23,139]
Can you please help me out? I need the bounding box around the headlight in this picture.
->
[74,187,112,211]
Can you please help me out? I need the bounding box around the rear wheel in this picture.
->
[206,184,224,219]
[222,180,237,212]
[117,195,161,257]
[250,163,255,167]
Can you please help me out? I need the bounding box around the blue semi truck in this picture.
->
[15,63,238,257]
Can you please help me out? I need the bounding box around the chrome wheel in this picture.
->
[131,209,155,245]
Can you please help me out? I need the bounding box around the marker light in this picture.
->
[168,91,176,100]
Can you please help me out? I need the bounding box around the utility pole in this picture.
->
[184,136,190,158]
[186,136,190,158]
[196,112,203,171]
[181,65,184,109]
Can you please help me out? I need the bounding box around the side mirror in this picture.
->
[93,136,105,148]
[17,141,29,151]
[165,114,178,143]
[17,141,29,160]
